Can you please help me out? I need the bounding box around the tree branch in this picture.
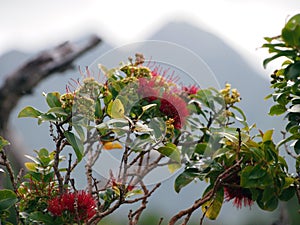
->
[168,159,242,225]
[0,35,101,136]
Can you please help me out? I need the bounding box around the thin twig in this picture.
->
[53,123,67,194]
[236,128,241,162]
[92,177,102,210]
[128,182,161,225]
[168,158,242,225]
[158,218,164,225]
[124,183,161,204]
[281,131,298,159]
[64,153,73,186]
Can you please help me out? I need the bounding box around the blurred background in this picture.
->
[0,0,299,224]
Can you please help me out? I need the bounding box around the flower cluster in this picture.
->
[222,170,253,209]
[135,66,197,129]
[220,83,241,105]
[159,92,189,129]
[47,191,97,222]
[224,186,253,209]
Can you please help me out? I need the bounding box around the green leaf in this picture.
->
[268,104,286,116]
[0,190,17,211]
[285,61,300,80]
[294,139,300,154]
[264,142,278,162]
[257,189,278,211]
[38,113,57,124]
[240,165,271,188]
[262,129,274,142]
[231,106,247,122]
[38,148,51,166]
[264,93,273,100]
[263,51,296,68]
[249,147,265,161]
[74,124,85,141]
[157,143,181,163]
[46,92,62,108]
[111,99,125,118]
[125,189,143,198]
[0,136,10,149]
[47,107,68,116]
[282,14,300,48]
[64,131,84,162]
[195,143,207,155]
[29,211,59,225]
[174,169,199,193]
[202,188,224,220]
[264,37,274,43]
[148,117,166,140]
[25,162,36,171]
[18,106,42,118]
[95,98,103,119]
[279,186,295,201]
[248,164,267,180]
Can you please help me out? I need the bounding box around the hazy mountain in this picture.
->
[0,21,284,225]
[148,21,278,131]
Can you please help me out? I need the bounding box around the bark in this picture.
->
[0,35,101,137]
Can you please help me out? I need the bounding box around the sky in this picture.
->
[0,0,299,74]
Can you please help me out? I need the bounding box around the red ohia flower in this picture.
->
[47,190,96,221]
[224,186,253,209]
[182,85,199,95]
[137,77,160,101]
[47,197,63,216]
[159,92,189,129]
[222,166,254,209]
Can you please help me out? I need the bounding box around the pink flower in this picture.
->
[47,190,96,221]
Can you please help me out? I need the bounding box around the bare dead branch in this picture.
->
[0,35,101,136]
[128,182,161,225]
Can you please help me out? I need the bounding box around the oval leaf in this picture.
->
[25,162,36,171]
[0,189,18,211]
[202,188,224,220]
[18,106,42,118]
[46,92,62,108]
[268,104,286,116]
[174,169,199,193]
[111,99,125,119]
[262,129,274,142]
[64,131,84,162]
[47,107,68,116]
[0,136,10,149]
[157,143,181,163]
